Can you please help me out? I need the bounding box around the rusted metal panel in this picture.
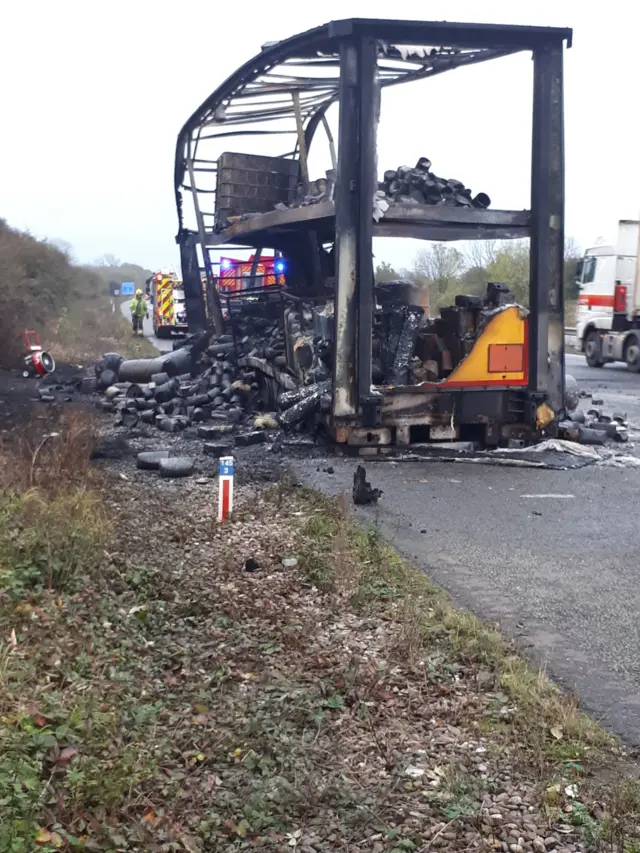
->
[373,222,529,242]
[347,427,392,446]
[488,343,525,373]
[203,201,334,246]
[204,203,530,247]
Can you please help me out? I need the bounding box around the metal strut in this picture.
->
[333,37,378,419]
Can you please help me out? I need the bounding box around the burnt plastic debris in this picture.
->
[158,457,195,478]
[379,157,491,209]
[136,450,171,470]
[117,348,194,383]
[353,465,382,505]
[388,307,423,385]
[279,389,323,427]
[278,380,331,410]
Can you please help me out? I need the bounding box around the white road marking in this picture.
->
[520,494,575,499]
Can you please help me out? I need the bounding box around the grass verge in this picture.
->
[1,469,638,853]
[48,295,158,363]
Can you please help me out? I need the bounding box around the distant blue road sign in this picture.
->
[121,282,135,296]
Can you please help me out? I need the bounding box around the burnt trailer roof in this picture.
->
[174,17,572,240]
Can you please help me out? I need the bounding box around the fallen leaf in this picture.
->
[550,725,564,740]
[193,713,208,725]
[57,746,78,764]
[35,829,52,845]
[236,819,250,838]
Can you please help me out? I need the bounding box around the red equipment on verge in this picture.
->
[23,330,56,378]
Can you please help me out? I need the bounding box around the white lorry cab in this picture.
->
[576,220,640,370]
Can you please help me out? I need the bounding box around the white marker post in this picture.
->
[217,456,234,522]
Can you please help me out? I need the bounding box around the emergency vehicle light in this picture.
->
[155,273,163,281]
[274,259,286,274]
[220,258,232,271]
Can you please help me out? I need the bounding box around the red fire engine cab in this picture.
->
[216,254,286,294]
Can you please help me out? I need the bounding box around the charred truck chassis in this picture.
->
[174,18,571,448]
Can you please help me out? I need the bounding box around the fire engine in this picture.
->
[146,269,188,338]
[216,254,286,296]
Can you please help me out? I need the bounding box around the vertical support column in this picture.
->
[186,146,224,335]
[529,43,565,413]
[357,38,378,407]
[333,42,359,418]
[333,37,378,419]
[179,233,205,333]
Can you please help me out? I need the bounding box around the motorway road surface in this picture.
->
[119,299,174,352]
[293,354,640,747]
[118,310,640,743]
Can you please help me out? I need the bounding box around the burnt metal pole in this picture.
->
[356,38,378,409]
[179,232,205,331]
[529,42,565,413]
[186,145,224,335]
[333,37,378,419]
[333,41,359,418]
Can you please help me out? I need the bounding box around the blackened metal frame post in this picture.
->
[529,42,565,414]
[333,36,378,419]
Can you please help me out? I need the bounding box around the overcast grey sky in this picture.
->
[1,0,638,271]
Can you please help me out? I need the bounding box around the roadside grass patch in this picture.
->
[297,489,617,766]
[1,465,639,852]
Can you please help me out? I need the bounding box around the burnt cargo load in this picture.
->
[172,18,572,449]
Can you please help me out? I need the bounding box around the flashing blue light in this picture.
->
[274,259,286,274]
[220,258,232,271]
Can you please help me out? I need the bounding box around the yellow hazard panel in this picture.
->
[157,277,174,324]
[444,305,528,387]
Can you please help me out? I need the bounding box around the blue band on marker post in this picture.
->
[219,457,234,477]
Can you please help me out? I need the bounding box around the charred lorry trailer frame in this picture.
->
[174,18,571,449]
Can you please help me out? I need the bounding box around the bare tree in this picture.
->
[94,253,122,268]
[465,240,498,269]
[49,238,75,262]
[411,243,465,294]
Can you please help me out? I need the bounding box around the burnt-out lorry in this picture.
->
[173,18,572,450]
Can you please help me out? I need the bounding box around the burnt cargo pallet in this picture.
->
[215,152,298,222]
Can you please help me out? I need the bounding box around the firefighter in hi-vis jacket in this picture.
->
[129,289,148,336]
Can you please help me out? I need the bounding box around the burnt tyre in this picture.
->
[584,330,604,367]
[625,336,640,373]
[159,457,195,478]
[136,450,171,470]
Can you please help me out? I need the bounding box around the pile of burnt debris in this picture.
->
[373,279,516,384]
[92,314,329,449]
[89,279,526,447]
[272,157,490,218]
[378,157,491,210]
[559,402,629,444]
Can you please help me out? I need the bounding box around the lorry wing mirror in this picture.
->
[574,258,583,281]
